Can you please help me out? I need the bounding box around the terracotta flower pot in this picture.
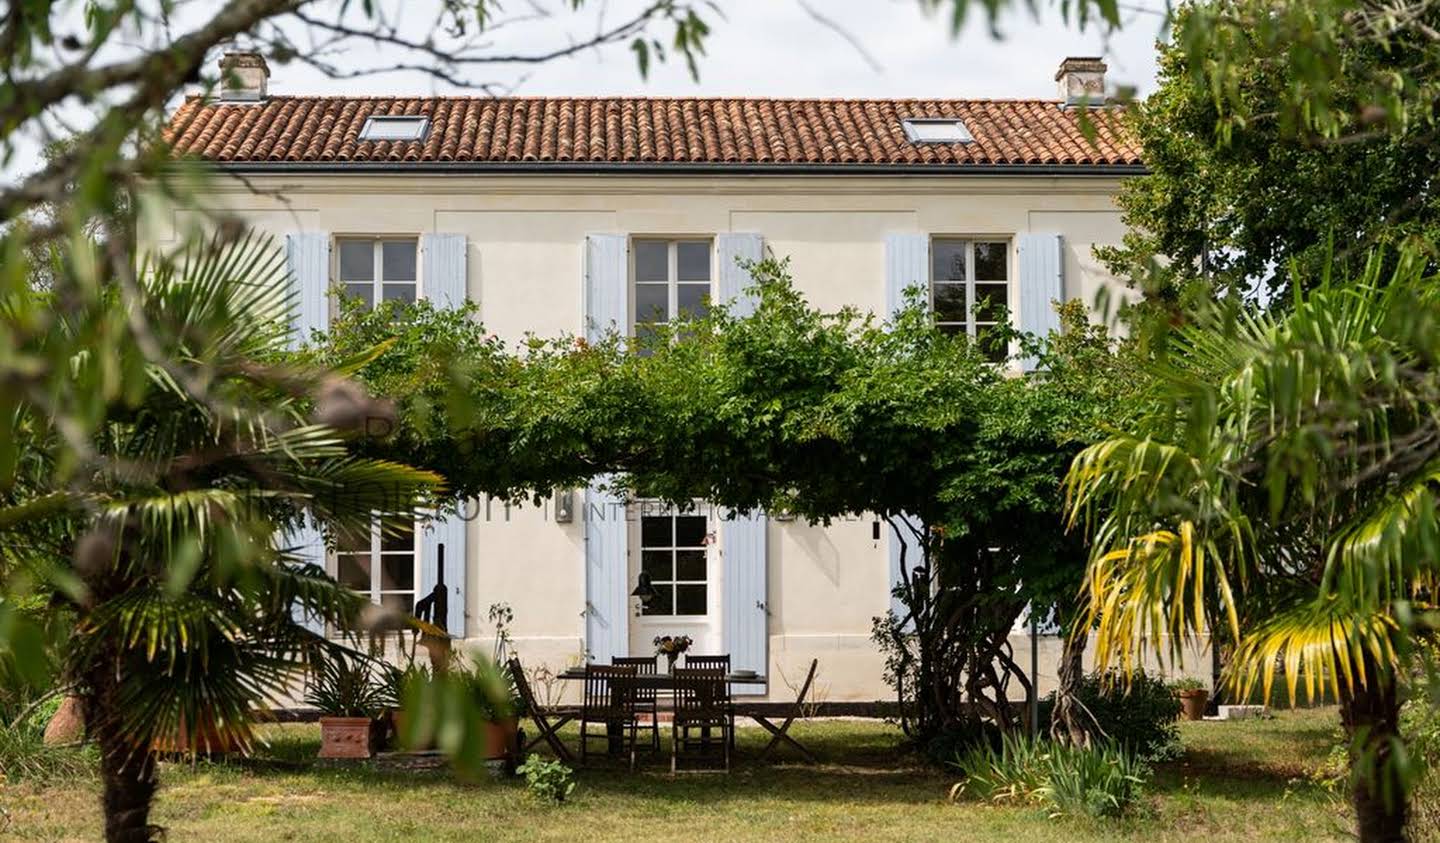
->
[390,708,435,751]
[484,717,519,761]
[318,716,377,759]
[1178,689,1209,721]
[152,713,244,755]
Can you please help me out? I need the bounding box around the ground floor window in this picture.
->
[639,508,709,617]
[332,518,417,614]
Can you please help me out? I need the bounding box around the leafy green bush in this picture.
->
[1038,669,1182,761]
[950,734,1150,819]
[0,726,94,784]
[516,756,576,803]
[305,655,389,718]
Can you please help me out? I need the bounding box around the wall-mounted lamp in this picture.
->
[630,570,658,608]
[554,488,575,523]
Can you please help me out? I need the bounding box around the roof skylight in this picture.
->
[358,116,431,142]
[901,118,973,144]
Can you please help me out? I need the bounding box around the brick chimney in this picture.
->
[218,50,269,102]
[1055,56,1107,107]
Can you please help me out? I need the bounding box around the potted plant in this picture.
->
[380,662,433,751]
[653,634,693,672]
[306,654,388,759]
[1171,677,1209,721]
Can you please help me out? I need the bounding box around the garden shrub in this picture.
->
[950,733,1150,819]
[1038,669,1182,760]
[0,725,93,784]
[516,756,576,803]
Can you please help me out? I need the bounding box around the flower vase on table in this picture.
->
[654,635,693,674]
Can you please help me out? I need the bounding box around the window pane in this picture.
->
[675,550,706,581]
[974,283,1008,321]
[635,283,668,323]
[379,592,414,614]
[635,241,668,282]
[380,556,414,590]
[339,241,373,281]
[675,585,707,616]
[337,554,371,590]
[974,242,1008,280]
[938,323,965,337]
[976,325,1008,363]
[933,283,967,324]
[676,283,710,319]
[642,586,674,616]
[675,515,707,547]
[335,527,370,553]
[382,283,416,304]
[382,241,417,281]
[641,549,672,580]
[641,515,672,548]
[343,283,374,308]
[676,242,710,281]
[381,524,414,552]
[932,240,966,282]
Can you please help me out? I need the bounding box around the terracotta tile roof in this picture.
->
[163,95,1140,170]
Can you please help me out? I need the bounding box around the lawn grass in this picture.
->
[0,709,1350,842]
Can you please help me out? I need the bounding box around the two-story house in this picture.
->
[157,52,1147,702]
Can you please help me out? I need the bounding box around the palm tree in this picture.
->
[1065,250,1440,843]
[0,231,440,843]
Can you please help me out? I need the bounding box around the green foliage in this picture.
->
[398,655,515,773]
[305,655,390,719]
[950,734,1151,819]
[1168,677,1205,693]
[516,756,577,803]
[1038,670,1183,761]
[0,724,94,784]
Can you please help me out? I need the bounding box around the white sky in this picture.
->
[4,0,1169,183]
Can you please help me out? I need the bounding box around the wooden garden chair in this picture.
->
[671,668,731,773]
[756,658,819,763]
[508,658,576,762]
[579,664,641,770]
[612,655,661,752]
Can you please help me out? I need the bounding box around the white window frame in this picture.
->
[335,237,420,312]
[930,237,1012,354]
[331,517,420,614]
[630,238,713,335]
[358,116,431,142]
[902,118,973,144]
[637,503,711,619]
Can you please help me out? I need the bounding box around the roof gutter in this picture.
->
[206,160,1147,177]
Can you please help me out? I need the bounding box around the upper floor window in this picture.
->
[639,508,710,617]
[632,239,711,342]
[338,238,418,310]
[931,238,1010,362]
[333,518,418,616]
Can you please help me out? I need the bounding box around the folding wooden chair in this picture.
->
[508,658,576,762]
[671,668,731,773]
[579,664,641,770]
[613,655,661,752]
[758,658,819,763]
[682,655,733,750]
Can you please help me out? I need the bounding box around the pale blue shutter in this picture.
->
[1017,233,1064,370]
[421,233,468,309]
[584,234,630,661]
[722,510,768,685]
[281,521,326,635]
[884,233,930,318]
[285,232,330,347]
[419,508,468,637]
[584,483,628,662]
[585,234,629,342]
[417,238,471,637]
[716,233,764,317]
[887,513,923,627]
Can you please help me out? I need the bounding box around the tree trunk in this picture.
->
[1050,629,1094,746]
[84,647,159,843]
[1340,667,1407,843]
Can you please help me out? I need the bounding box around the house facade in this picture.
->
[155,54,1196,703]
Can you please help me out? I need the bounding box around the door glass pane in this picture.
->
[380,556,414,590]
[337,554,371,590]
[932,240,966,282]
[642,586,673,616]
[641,549,672,580]
[675,549,706,581]
[675,584,707,616]
[641,515,671,548]
[634,283,669,323]
[634,241,668,283]
[381,241,417,281]
[974,242,1008,281]
[382,283,416,304]
[676,242,711,281]
[676,283,709,319]
[932,282,967,324]
[974,283,1008,321]
[339,241,373,281]
[674,515,707,547]
[343,283,374,308]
